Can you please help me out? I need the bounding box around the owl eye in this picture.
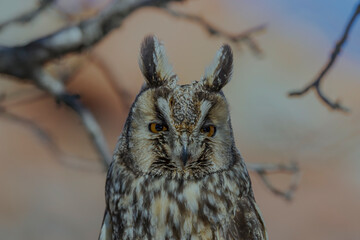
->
[201,125,216,137]
[149,123,168,133]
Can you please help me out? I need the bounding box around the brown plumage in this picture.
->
[99,36,268,240]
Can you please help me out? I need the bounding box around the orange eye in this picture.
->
[201,125,216,137]
[149,123,168,133]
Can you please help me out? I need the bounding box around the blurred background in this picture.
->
[1,0,360,239]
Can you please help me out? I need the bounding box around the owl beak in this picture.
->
[181,145,190,166]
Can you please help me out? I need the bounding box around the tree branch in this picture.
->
[0,0,181,74]
[0,102,104,171]
[247,162,300,201]
[87,53,133,110]
[0,0,55,32]
[0,105,60,155]
[33,69,113,168]
[0,67,113,168]
[164,7,266,55]
[288,2,360,112]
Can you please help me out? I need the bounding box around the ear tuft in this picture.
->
[201,44,233,92]
[139,35,177,88]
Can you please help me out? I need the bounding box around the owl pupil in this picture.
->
[201,125,216,137]
[155,124,164,131]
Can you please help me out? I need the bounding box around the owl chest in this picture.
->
[110,176,239,240]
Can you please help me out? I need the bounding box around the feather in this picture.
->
[98,210,113,240]
[201,44,233,92]
[139,35,177,88]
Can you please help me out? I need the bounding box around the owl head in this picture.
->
[117,36,236,180]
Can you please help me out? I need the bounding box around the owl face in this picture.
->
[124,36,235,179]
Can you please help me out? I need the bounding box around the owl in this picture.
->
[99,36,268,240]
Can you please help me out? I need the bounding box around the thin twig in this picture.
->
[288,2,360,112]
[0,106,104,172]
[0,0,181,74]
[31,68,113,168]
[0,0,55,32]
[247,162,301,201]
[0,106,61,155]
[0,92,5,101]
[87,53,133,109]
[2,92,49,108]
[164,7,266,55]
[0,62,83,108]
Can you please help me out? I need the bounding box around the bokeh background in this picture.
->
[1,0,360,239]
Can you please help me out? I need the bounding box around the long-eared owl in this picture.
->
[99,36,268,240]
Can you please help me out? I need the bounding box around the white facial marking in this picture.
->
[197,100,212,128]
[157,97,172,124]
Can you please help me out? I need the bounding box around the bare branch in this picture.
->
[1,61,83,108]
[288,2,360,112]
[0,67,113,168]
[31,69,112,168]
[0,0,55,32]
[2,92,49,108]
[164,7,266,55]
[0,92,5,101]
[87,53,133,109]
[0,0,181,75]
[0,105,104,172]
[0,106,61,155]
[247,162,301,201]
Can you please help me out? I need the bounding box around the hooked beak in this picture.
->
[181,145,190,166]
